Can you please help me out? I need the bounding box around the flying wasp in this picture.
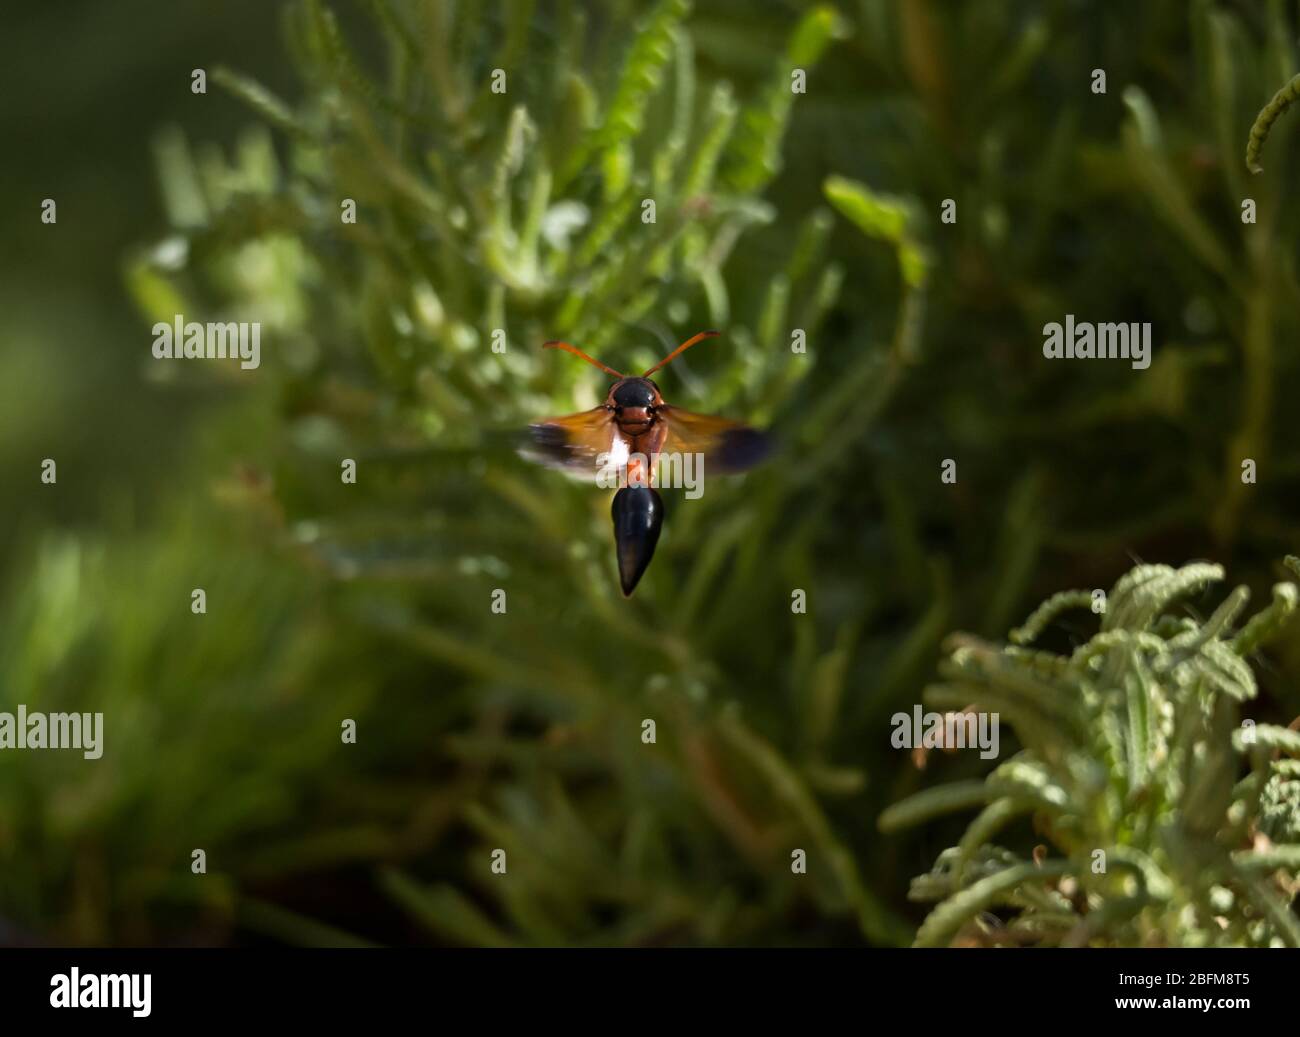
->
[524,331,771,595]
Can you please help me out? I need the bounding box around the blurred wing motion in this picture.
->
[522,407,617,480]
[659,406,772,474]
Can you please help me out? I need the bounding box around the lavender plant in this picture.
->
[882,559,1300,947]
[7,0,1300,951]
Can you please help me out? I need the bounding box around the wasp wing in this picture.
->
[522,407,619,481]
[658,406,772,474]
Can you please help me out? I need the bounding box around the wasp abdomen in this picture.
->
[610,487,663,596]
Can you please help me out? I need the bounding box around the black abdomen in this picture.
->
[610,487,663,596]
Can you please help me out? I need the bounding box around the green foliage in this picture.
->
[1246,72,1300,172]
[6,0,1300,949]
[883,561,1300,947]
[0,483,391,944]
[103,0,891,947]
[722,5,848,193]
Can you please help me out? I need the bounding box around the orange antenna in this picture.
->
[642,330,720,377]
[542,340,624,378]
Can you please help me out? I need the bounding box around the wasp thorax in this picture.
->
[610,378,658,409]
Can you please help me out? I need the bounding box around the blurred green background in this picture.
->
[2,0,1299,947]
